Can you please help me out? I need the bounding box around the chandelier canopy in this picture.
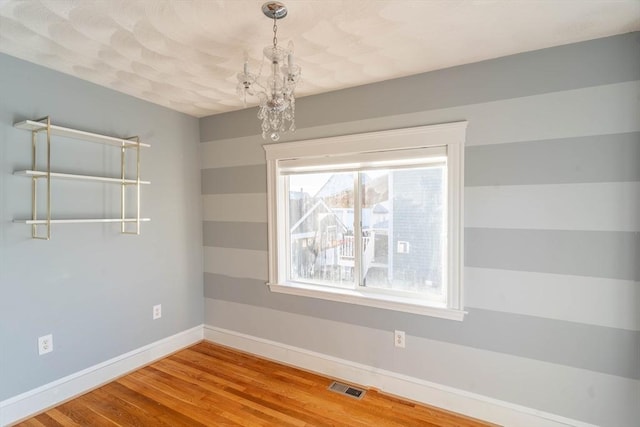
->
[237,2,301,141]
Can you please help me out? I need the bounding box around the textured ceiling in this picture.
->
[0,0,639,118]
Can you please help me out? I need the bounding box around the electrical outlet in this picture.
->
[394,330,405,348]
[38,334,53,355]
[153,304,162,320]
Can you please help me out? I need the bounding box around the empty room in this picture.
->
[0,1,638,426]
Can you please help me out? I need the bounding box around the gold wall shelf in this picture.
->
[14,120,151,148]
[13,116,150,239]
[14,170,151,185]
[14,218,151,225]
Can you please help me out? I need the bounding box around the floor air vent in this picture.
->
[328,381,366,400]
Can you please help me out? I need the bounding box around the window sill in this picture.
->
[268,282,466,321]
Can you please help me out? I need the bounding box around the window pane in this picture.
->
[362,167,446,300]
[288,172,355,288]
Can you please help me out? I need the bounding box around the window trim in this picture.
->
[264,122,467,320]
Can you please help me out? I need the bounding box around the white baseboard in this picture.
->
[0,325,203,427]
[203,324,596,427]
[1,324,595,427]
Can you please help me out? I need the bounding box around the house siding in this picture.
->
[200,33,640,426]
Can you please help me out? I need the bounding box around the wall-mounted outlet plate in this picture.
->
[394,330,405,348]
[38,334,53,355]
[153,304,162,320]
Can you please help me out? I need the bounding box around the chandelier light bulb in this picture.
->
[236,2,301,141]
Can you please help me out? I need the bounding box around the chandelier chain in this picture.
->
[273,17,278,48]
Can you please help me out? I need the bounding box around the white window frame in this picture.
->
[264,122,467,321]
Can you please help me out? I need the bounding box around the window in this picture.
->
[264,122,466,320]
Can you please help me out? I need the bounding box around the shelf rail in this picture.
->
[31,116,51,240]
[121,136,141,235]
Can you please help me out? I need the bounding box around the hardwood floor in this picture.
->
[16,342,497,426]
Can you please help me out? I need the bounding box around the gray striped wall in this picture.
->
[200,33,640,426]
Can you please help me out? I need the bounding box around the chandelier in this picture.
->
[237,2,301,141]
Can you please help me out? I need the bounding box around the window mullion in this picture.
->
[354,172,363,288]
[283,175,291,283]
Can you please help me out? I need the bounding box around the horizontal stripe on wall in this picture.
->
[200,132,640,195]
[465,228,639,281]
[202,194,267,222]
[203,247,267,281]
[466,132,640,186]
[201,81,640,153]
[200,134,266,169]
[465,267,640,331]
[201,164,266,195]
[463,80,640,147]
[203,221,267,251]
[204,273,639,379]
[205,298,640,426]
[465,182,640,232]
[199,33,640,141]
[205,268,640,332]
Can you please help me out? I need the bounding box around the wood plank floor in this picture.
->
[16,342,497,426]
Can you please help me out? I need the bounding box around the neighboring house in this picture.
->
[290,168,445,293]
[289,196,351,281]
[390,168,444,292]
